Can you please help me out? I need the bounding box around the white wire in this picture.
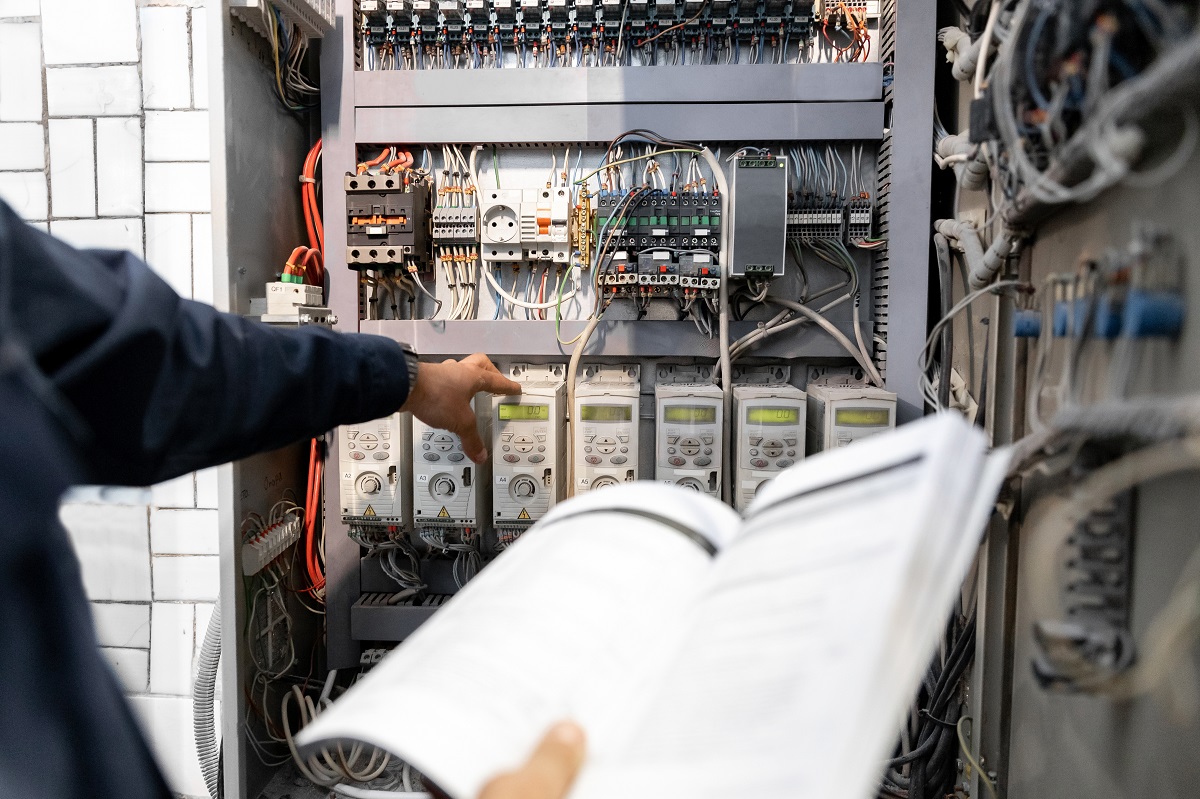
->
[482,265,577,310]
[332,786,430,799]
[974,0,1002,100]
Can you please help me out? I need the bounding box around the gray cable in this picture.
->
[193,601,222,799]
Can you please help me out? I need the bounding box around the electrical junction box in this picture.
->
[492,365,568,537]
[479,187,571,265]
[655,381,724,497]
[733,384,807,511]
[412,398,491,529]
[339,412,411,525]
[729,155,788,277]
[574,364,641,494]
[805,383,897,454]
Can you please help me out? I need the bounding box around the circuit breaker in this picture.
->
[806,383,897,454]
[339,412,411,525]
[412,398,490,530]
[492,365,568,539]
[655,381,724,496]
[729,155,788,277]
[732,384,806,511]
[574,364,641,494]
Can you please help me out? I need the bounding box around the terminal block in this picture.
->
[432,206,479,241]
[787,200,845,241]
[847,196,873,241]
[345,175,430,267]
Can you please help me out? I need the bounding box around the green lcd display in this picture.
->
[835,407,891,427]
[498,404,550,422]
[747,406,800,425]
[580,404,632,422]
[664,405,717,424]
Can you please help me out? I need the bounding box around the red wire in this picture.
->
[303,438,326,598]
[302,140,323,257]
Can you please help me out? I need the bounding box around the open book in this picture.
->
[298,413,1010,799]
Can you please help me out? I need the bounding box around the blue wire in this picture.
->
[1024,7,1053,111]
[1109,49,1137,81]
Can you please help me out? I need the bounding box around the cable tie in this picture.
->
[299,176,316,184]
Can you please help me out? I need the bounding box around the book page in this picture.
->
[297,482,740,799]
[570,415,993,799]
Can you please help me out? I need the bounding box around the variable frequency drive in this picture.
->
[573,364,641,494]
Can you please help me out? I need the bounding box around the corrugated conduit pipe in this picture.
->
[193,600,222,799]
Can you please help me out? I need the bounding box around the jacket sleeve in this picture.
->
[0,201,411,486]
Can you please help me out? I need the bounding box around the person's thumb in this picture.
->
[479,723,586,799]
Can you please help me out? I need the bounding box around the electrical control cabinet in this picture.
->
[732,383,806,511]
[492,365,568,538]
[412,398,491,529]
[729,155,789,277]
[574,364,641,494]
[339,412,411,525]
[805,383,896,454]
[655,382,724,496]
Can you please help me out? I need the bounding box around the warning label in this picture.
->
[438,506,450,518]
[517,508,531,520]
[363,505,376,517]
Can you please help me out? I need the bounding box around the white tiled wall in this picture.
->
[0,3,219,798]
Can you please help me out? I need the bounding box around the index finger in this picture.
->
[462,354,522,395]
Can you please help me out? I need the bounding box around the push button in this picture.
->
[350,451,365,461]
[503,454,520,463]
[611,455,628,465]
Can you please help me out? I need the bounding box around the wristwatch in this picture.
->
[401,344,420,393]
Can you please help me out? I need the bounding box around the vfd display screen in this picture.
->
[747,406,799,425]
[664,405,717,424]
[499,404,549,421]
[835,407,891,427]
[580,404,633,422]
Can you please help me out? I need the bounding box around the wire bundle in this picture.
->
[880,611,978,799]
[261,2,320,113]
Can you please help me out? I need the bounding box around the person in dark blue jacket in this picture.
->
[0,199,585,798]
